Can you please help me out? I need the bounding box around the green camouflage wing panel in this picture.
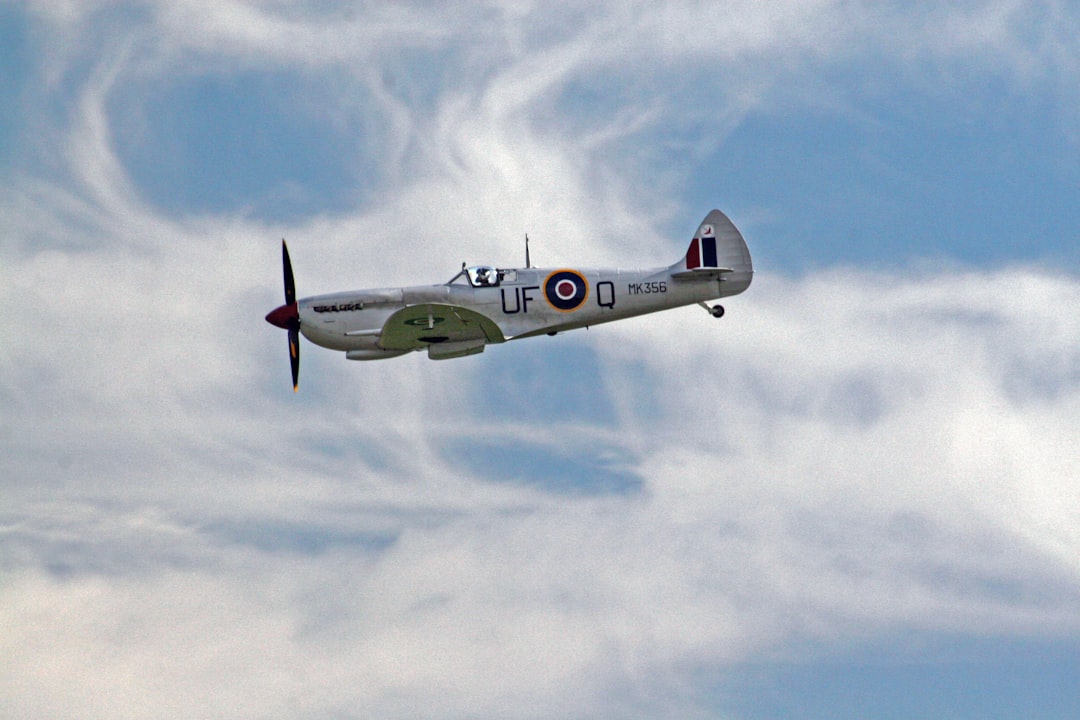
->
[378,303,506,351]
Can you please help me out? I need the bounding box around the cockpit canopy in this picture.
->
[449,265,517,288]
[468,266,499,287]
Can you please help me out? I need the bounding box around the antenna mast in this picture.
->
[525,234,532,268]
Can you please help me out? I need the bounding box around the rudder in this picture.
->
[679,209,752,274]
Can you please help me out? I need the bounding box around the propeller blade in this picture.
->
[288,326,300,392]
[282,239,296,306]
[267,239,302,391]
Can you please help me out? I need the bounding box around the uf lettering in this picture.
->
[501,286,539,314]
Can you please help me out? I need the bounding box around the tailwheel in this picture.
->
[699,301,725,319]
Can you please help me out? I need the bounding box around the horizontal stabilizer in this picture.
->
[671,266,734,280]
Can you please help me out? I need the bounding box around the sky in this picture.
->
[2,2,1079,718]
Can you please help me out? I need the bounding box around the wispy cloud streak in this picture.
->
[3,2,1080,718]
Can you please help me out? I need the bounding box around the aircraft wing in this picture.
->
[378,303,506,358]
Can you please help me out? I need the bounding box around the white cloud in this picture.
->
[5,259,1079,718]
[4,2,1080,718]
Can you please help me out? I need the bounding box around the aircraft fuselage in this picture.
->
[265,209,753,383]
[298,263,751,360]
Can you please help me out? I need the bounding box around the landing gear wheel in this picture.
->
[710,304,725,318]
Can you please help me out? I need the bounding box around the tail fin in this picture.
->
[673,209,753,275]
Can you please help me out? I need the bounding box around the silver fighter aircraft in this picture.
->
[265,209,753,390]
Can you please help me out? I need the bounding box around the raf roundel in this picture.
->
[544,269,589,311]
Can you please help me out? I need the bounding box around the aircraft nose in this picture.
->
[265,302,299,329]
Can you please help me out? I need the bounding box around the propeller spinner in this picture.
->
[265,240,301,391]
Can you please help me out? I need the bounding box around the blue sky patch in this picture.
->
[686,74,1080,272]
[0,6,32,168]
[111,71,374,221]
[718,636,1080,720]
[204,518,395,556]
[443,438,640,496]
[474,340,617,426]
